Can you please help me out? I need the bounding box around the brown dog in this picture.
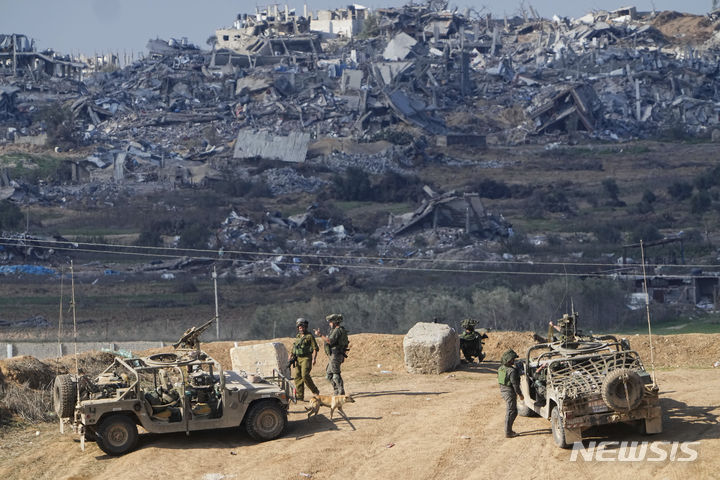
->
[305,394,355,420]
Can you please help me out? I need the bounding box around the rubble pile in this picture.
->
[2,2,720,279]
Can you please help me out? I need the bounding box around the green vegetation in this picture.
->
[616,313,720,335]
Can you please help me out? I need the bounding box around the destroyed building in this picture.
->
[389,188,512,239]
[3,3,720,287]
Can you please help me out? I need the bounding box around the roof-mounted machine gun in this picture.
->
[173,319,214,353]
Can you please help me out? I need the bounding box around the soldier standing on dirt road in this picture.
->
[498,349,524,438]
[314,313,349,395]
[289,317,320,402]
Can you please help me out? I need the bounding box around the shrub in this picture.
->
[477,179,511,199]
[634,200,654,214]
[0,200,23,230]
[667,181,693,201]
[641,190,656,204]
[509,184,534,199]
[690,191,712,215]
[373,172,422,202]
[35,104,75,145]
[0,382,54,423]
[592,222,622,244]
[629,224,662,244]
[178,223,212,249]
[136,229,163,247]
[332,167,372,201]
[602,178,620,201]
[173,279,198,294]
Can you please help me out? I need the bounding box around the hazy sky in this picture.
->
[0,1,713,56]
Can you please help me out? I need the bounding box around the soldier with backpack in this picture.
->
[314,313,349,395]
[498,349,524,438]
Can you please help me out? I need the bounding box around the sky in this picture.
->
[0,0,713,57]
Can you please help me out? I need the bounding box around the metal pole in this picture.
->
[213,266,219,339]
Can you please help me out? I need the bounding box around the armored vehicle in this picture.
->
[53,321,293,455]
[518,313,662,448]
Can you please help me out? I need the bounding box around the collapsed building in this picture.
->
[3,3,720,289]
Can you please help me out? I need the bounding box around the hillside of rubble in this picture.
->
[3,3,720,340]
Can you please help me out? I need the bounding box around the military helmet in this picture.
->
[296,317,308,327]
[500,349,518,365]
[325,313,343,323]
[461,318,476,329]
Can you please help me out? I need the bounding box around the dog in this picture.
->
[305,394,355,420]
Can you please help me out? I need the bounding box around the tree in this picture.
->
[0,200,23,230]
[602,178,620,201]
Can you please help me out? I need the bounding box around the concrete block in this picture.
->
[230,342,289,378]
[233,130,310,163]
[403,322,459,374]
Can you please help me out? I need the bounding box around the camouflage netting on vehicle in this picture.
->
[548,351,644,398]
[403,322,459,374]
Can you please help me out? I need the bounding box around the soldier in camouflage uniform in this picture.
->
[459,318,488,363]
[289,317,320,401]
[498,349,524,438]
[314,313,349,395]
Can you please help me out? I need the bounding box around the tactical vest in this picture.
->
[325,326,349,356]
[292,333,315,356]
[497,365,513,386]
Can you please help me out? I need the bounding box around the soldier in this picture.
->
[289,317,320,402]
[459,318,488,363]
[314,313,349,395]
[498,349,524,438]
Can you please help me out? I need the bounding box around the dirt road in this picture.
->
[0,334,718,480]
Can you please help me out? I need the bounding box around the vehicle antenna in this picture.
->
[640,240,657,387]
[213,265,220,340]
[57,266,64,434]
[57,266,64,360]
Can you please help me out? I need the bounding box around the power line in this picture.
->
[0,237,717,279]
[1,235,714,269]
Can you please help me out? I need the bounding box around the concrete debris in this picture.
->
[233,130,310,163]
[390,188,512,239]
[3,3,720,280]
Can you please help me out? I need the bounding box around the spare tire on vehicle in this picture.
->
[53,374,77,418]
[601,368,644,411]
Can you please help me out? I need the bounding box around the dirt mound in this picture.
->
[0,356,57,389]
[0,351,119,390]
[651,11,716,45]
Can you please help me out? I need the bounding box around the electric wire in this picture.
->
[0,236,716,279]
[0,235,712,269]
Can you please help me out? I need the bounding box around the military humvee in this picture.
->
[518,313,662,448]
[53,321,293,455]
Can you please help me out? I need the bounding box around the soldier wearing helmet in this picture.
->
[459,318,488,364]
[289,317,320,401]
[314,313,349,395]
[498,349,524,438]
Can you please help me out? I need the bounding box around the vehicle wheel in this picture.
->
[518,403,539,417]
[245,400,287,441]
[96,415,138,456]
[601,368,644,411]
[84,428,97,442]
[551,407,570,449]
[53,374,77,418]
